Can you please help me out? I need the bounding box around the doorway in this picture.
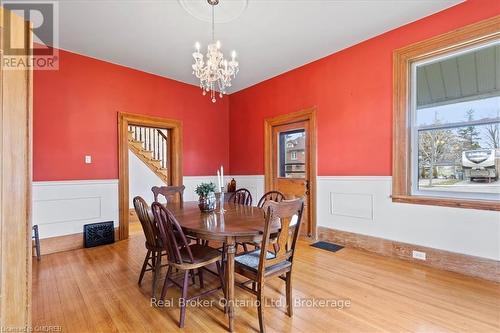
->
[118,112,183,240]
[264,108,317,238]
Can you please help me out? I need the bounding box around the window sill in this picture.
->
[391,195,500,211]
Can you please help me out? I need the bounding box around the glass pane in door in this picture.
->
[278,129,306,178]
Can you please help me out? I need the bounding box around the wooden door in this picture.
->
[0,7,33,329]
[265,109,317,238]
[272,121,311,235]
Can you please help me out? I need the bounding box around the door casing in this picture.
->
[264,108,317,239]
[118,112,183,240]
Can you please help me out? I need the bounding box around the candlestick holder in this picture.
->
[219,187,226,214]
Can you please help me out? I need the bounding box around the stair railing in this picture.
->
[128,125,169,169]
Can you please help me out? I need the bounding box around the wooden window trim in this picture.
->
[392,15,500,211]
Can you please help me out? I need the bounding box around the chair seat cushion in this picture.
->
[235,249,291,273]
[179,244,221,265]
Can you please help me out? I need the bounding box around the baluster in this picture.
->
[149,128,153,153]
[162,137,167,168]
[147,127,150,151]
[160,135,164,167]
[142,127,145,149]
[155,130,159,161]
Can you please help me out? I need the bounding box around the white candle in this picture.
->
[221,166,224,189]
[217,170,221,190]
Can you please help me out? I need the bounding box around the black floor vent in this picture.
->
[310,241,344,253]
[84,221,115,248]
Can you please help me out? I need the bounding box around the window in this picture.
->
[278,129,306,178]
[393,16,500,210]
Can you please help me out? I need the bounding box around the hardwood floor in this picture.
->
[33,231,500,332]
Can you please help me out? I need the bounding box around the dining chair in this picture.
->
[152,185,185,207]
[151,202,226,328]
[133,196,168,298]
[228,188,253,206]
[228,188,254,252]
[256,191,286,253]
[234,198,304,333]
[236,191,286,253]
[257,191,285,209]
[152,185,205,245]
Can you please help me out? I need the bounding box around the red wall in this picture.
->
[228,0,500,176]
[34,49,229,180]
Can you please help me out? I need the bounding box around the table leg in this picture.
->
[225,237,235,332]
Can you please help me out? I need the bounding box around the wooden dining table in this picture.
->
[165,201,278,332]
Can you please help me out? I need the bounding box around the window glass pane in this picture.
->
[279,130,306,178]
[412,41,500,199]
[415,96,500,127]
[417,123,500,195]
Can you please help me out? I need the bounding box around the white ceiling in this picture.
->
[54,0,462,93]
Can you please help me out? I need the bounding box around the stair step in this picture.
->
[129,139,143,145]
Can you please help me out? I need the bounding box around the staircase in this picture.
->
[128,125,170,184]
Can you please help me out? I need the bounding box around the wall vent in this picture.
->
[83,221,115,248]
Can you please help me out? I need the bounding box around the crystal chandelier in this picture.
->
[192,0,239,103]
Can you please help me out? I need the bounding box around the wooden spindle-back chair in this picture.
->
[151,202,225,328]
[133,196,166,298]
[234,198,304,333]
[228,188,253,206]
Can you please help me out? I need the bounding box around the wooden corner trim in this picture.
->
[317,226,500,282]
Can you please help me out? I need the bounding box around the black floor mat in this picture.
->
[310,241,344,252]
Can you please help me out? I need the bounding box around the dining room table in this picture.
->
[165,201,279,332]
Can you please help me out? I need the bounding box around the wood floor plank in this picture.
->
[32,229,500,333]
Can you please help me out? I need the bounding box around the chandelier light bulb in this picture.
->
[216,40,221,49]
[231,50,236,60]
[195,42,200,52]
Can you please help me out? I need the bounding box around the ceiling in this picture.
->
[54,0,462,93]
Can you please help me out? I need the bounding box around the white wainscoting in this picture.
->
[212,175,500,261]
[34,175,498,261]
[183,175,264,204]
[33,176,248,239]
[182,175,222,202]
[317,176,500,261]
[228,175,265,206]
[33,180,119,239]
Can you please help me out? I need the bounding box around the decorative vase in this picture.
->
[198,192,216,212]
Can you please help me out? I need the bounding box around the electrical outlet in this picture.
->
[412,250,426,260]
[85,155,92,164]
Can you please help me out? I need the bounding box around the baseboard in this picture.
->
[38,228,120,256]
[317,226,500,282]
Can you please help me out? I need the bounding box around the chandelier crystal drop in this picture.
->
[192,0,239,103]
